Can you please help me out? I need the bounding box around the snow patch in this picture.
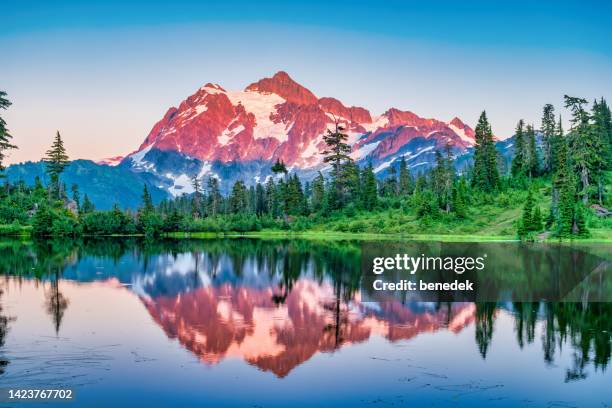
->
[226,90,289,142]
[218,124,245,146]
[351,141,380,160]
[361,115,389,133]
[167,173,195,197]
[449,123,474,144]
[130,144,154,166]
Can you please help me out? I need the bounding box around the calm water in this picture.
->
[0,238,610,407]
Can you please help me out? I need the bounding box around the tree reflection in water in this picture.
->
[0,237,608,379]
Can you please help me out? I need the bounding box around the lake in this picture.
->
[0,238,610,407]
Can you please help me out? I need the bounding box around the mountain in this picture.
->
[7,71,514,207]
[5,160,168,209]
[120,71,479,194]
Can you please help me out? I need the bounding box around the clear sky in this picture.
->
[2,0,611,164]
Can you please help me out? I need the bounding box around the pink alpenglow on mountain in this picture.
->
[129,71,475,169]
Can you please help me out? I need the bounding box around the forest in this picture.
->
[0,90,610,240]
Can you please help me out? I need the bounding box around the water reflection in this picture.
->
[0,238,610,385]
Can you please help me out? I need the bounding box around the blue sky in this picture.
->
[2,0,611,163]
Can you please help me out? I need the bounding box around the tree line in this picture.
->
[0,90,610,239]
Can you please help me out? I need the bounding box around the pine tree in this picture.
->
[271,159,288,177]
[229,180,248,214]
[471,111,499,191]
[0,91,17,172]
[511,119,526,177]
[191,175,203,218]
[553,121,576,237]
[311,172,325,212]
[284,174,306,216]
[141,184,154,213]
[591,98,611,203]
[541,104,556,174]
[81,194,94,213]
[531,206,543,232]
[525,124,538,178]
[255,183,266,215]
[206,177,222,216]
[71,184,80,210]
[265,178,280,218]
[321,121,352,205]
[361,164,378,211]
[519,189,535,237]
[451,178,468,218]
[398,156,413,195]
[43,131,70,197]
[574,203,589,237]
[565,95,600,204]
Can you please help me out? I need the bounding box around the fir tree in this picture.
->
[591,98,611,203]
[361,164,378,211]
[531,205,543,232]
[206,177,222,216]
[141,184,154,213]
[541,104,556,174]
[519,189,535,238]
[321,121,352,204]
[398,156,413,195]
[81,194,94,214]
[311,172,325,212]
[191,175,203,218]
[271,159,288,177]
[71,184,80,211]
[525,124,538,178]
[565,95,600,204]
[0,91,17,172]
[511,119,526,177]
[255,183,266,215]
[43,131,70,197]
[553,122,576,238]
[472,111,499,191]
[229,180,248,214]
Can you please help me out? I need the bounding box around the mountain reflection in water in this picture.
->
[0,238,610,407]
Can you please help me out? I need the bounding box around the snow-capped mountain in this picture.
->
[121,71,477,195]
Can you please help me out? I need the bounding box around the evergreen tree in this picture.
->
[43,131,70,197]
[451,178,468,218]
[206,177,222,216]
[71,184,80,210]
[398,156,413,195]
[553,121,577,237]
[191,175,203,218]
[541,104,556,174]
[591,98,611,203]
[81,194,94,214]
[511,119,526,177]
[574,203,589,237]
[565,95,601,203]
[525,124,538,178]
[229,180,248,214]
[519,189,535,238]
[531,205,543,232]
[141,184,154,213]
[271,159,288,177]
[361,164,378,211]
[0,91,17,172]
[255,183,267,215]
[283,174,306,216]
[265,178,280,218]
[311,172,325,212]
[472,111,499,190]
[321,121,352,205]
